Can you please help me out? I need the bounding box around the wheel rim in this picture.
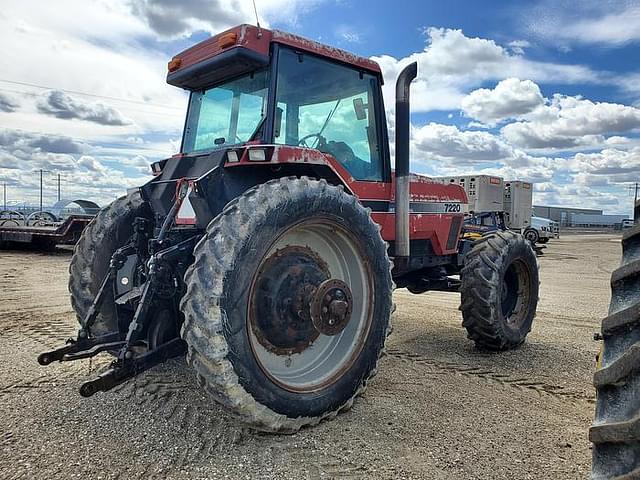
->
[501,258,532,328]
[247,217,374,393]
[524,230,537,243]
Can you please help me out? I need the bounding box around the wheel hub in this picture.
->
[310,279,353,336]
[250,245,330,355]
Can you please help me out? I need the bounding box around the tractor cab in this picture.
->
[169,25,388,183]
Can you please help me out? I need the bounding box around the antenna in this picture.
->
[252,0,262,37]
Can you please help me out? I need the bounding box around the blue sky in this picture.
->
[0,0,638,215]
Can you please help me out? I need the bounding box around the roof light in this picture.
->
[168,57,182,72]
[219,32,238,49]
[248,149,266,161]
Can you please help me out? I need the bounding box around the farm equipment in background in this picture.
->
[438,175,552,251]
[0,214,94,250]
[38,24,539,432]
[0,200,100,250]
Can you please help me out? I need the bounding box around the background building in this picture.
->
[533,206,602,226]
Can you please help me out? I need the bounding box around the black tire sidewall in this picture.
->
[524,228,539,244]
[69,193,148,335]
[497,239,539,344]
[461,232,539,349]
[220,185,392,418]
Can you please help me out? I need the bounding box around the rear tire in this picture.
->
[68,192,148,336]
[460,231,539,350]
[591,225,640,479]
[180,177,393,432]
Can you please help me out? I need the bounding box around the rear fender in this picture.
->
[223,144,355,193]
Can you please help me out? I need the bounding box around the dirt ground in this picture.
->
[0,234,620,479]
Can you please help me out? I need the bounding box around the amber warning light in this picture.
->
[168,57,182,72]
[218,32,238,49]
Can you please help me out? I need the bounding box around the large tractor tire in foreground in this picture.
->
[180,177,393,432]
[591,225,640,479]
[460,230,539,350]
[69,192,148,336]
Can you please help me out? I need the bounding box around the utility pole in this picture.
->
[635,182,639,222]
[39,169,43,212]
[57,173,61,202]
[3,182,6,211]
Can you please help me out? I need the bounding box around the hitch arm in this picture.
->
[79,338,186,397]
[37,332,122,365]
[62,341,126,362]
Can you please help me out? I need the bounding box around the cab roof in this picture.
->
[166,24,381,90]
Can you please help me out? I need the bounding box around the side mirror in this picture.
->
[353,97,367,120]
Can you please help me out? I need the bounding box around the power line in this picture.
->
[0,86,184,119]
[0,87,186,118]
[2,126,177,155]
[0,78,184,111]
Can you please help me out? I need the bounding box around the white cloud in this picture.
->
[130,0,326,38]
[0,93,19,113]
[461,78,544,125]
[335,24,362,44]
[412,123,513,164]
[0,129,150,206]
[409,122,557,183]
[533,182,623,210]
[501,94,640,150]
[526,1,640,47]
[0,0,187,138]
[569,147,640,185]
[507,40,530,55]
[371,27,605,114]
[37,90,131,126]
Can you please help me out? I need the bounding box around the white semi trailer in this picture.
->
[503,181,533,230]
[436,175,555,245]
[437,175,504,213]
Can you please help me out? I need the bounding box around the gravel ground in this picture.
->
[0,234,619,479]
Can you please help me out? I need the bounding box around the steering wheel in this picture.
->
[298,133,326,149]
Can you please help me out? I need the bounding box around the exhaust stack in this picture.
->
[394,62,418,258]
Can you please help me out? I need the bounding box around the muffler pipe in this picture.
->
[394,61,418,258]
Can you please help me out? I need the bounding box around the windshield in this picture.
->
[182,70,269,154]
[274,48,383,181]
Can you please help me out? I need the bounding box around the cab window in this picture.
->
[274,48,383,181]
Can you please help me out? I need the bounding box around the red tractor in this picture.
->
[39,25,539,432]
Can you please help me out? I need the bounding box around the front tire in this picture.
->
[180,177,393,432]
[460,231,539,350]
[523,228,539,244]
[591,225,640,479]
[68,192,148,335]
